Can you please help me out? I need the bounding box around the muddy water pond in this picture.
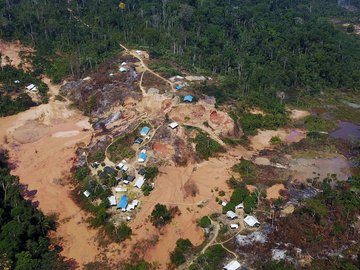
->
[330,121,360,140]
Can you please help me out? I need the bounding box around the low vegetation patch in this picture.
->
[189,244,227,270]
[193,131,224,160]
[197,216,211,228]
[170,238,193,266]
[150,203,179,228]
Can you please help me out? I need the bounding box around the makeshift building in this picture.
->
[183,95,193,102]
[138,151,147,163]
[230,224,239,229]
[119,66,127,72]
[169,122,179,129]
[226,210,238,220]
[223,260,241,270]
[140,126,150,136]
[134,177,145,189]
[83,190,90,197]
[138,168,146,175]
[26,84,35,91]
[244,215,260,227]
[104,166,117,175]
[127,175,136,182]
[235,203,244,209]
[115,187,127,192]
[135,137,143,144]
[108,196,117,206]
[176,85,183,90]
[117,195,128,210]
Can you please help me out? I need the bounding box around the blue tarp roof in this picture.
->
[140,126,150,136]
[117,195,128,209]
[184,95,193,102]
[139,152,147,161]
[176,85,183,90]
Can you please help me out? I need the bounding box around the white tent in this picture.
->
[226,211,237,220]
[83,190,90,197]
[135,50,142,55]
[134,177,145,189]
[169,122,179,129]
[244,215,260,227]
[119,66,127,72]
[121,62,127,66]
[224,260,241,270]
[115,187,127,192]
[107,196,117,206]
[26,84,35,90]
[230,224,239,229]
[235,203,244,209]
[122,165,129,172]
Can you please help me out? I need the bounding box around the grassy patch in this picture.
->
[193,131,224,160]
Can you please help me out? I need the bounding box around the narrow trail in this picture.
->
[120,43,176,92]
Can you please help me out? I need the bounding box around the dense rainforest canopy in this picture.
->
[1,0,360,102]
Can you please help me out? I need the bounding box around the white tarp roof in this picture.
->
[226,211,237,219]
[126,200,140,211]
[115,187,127,192]
[26,84,35,90]
[224,260,241,270]
[119,66,127,72]
[244,215,260,227]
[122,165,129,172]
[230,224,239,229]
[121,62,127,66]
[108,196,117,206]
[235,203,244,209]
[83,190,90,197]
[134,177,145,189]
[169,122,179,129]
[135,50,142,54]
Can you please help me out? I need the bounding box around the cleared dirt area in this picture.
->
[0,41,105,266]
[169,100,235,137]
[117,153,246,268]
[266,184,285,200]
[250,128,306,150]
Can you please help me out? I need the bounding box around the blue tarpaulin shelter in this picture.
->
[117,195,128,209]
[176,85,183,90]
[138,152,147,162]
[183,95,193,102]
[140,126,150,136]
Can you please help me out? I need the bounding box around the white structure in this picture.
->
[122,165,129,172]
[83,190,90,197]
[223,260,241,270]
[123,180,129,185]
[226,211,238,220]
[14,80,20,84]
[244,215,260,227]
[169,122,179,129]
[230,224,239,229]
[135,50,142,55]
[126,199,140,211]
[121,62,127,66]
[119,66,127,72]
[134,177,145,189]
[83,76,91,81]
[221,201,228,207]
[107,196,117,206]
[116,160,126,170]
[26,84,35,91]
[115,187,127,192]
[235,203,244,209]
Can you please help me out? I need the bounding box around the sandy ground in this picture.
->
[266,184,285,200]
[289,157,351,181]
[0,41,104,267]
[289,109,310,121]
[110,146,251,269]
[250,128,306,150]
[169,100,235,137]
[0,40,34,69]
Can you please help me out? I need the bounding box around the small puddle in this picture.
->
[330,121,360,140]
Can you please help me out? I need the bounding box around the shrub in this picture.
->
[75,166,91,182]
[150,204,173,228]
[194,132,223,160]
[198,216,211,228]
[270,135,282,145]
